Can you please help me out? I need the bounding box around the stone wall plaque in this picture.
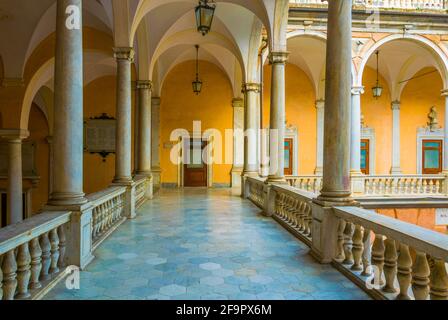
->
[84,114,116,161]
[436,208,448,226]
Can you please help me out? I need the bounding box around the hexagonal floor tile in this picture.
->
[159,284,187,296]
[200,276,225,286]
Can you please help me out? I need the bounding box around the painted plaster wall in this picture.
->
[160,60,233,186]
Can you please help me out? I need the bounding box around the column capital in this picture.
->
[391,100,401,110]
[441,89,448,96]
[136,80,152,90]
[242,83,260,93]
[113,47,135,62]
[1,78,25,88]
[315,99,325,110]
[152,97,161,107]
[269,52,289,65]
[0,129,29,141]
[351,86,365,95]
[232,98,244,108]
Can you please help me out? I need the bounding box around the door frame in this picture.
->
[417,128,444,174]
[178,135,213,188]
[421,139,443,174]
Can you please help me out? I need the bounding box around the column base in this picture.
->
[315,191,357,207]
[231,167,243,189]
[266,176,288,185]
[350,171,365,195]
[113,176,134,184]
[151,167,162,192]
[112,181,136,219]
[48,192,88,207]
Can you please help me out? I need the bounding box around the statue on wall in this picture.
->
[427,106,441,131]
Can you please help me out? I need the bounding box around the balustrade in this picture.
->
[87,187,127,249]
[333,206,448,300]
[0,212,70,300]
[289,0,447,10]
[286,176,322,194]
[135,177,149,209]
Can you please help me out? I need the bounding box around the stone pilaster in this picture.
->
[46,136,54,196]
[0,130,29,225]
[151,97,162,190]
[231,98,244,189]
[391,101,402,175]
[266,52,289,184]
[350,86,364,175]
[49,0,86,206]
[442,90,448,174]
[315,100,325,175]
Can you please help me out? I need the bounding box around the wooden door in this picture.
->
[361,139,370,175]
[184,139,208,187]
[284,138,293,176]
[422,140,443,174]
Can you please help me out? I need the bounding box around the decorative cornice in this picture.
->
[391,100,401,110]
[1,78,25,88]
[0,129,30,141]
[351,86,365,95]
[232,98,244,108]
[242,83,261,93]
[269,52,289,64]
[136,80,152,90]
[113,47,135,62]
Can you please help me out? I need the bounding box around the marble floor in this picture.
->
[44,188,370,300]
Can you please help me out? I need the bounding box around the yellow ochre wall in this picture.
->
[263,63,317,175]
[160,60,234,186]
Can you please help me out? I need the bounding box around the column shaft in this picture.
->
[267,52,289,183]
[50,0,86,205]
[137,81,152,175]
[232,98,244,187]
[351,87,364,174]
[151,97,162,187]
[7,139,24,224]
[113,47,134,184]
[391,101,402,174]
[243,83,260,175]
[318,0,353,203]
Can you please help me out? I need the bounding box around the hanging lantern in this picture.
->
[372,50,383,99]
[195,0,216,36]
[192,45,203,95]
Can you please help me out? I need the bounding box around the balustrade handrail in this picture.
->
[289,0,448,10]
[272,184,317,200]
[86,186,127,206]
[0,212,71,256]
[333,206,448,261]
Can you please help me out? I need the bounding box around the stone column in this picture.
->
[231,98,244,189]
[443,90,448,173]
[136,80,152,176]
[49,0,86,206]
[312,0,354,264]
[46,136,54,196]
[351,86,364,174]
[1,130,29,225]
[242,83,260,177]
[315,100,325,175]
[113,47,134,184]
[391,100,402,175]
[267,52,289,184]
[151,97,162,189]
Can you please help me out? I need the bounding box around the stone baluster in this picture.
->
[396,243,412,300]
[343,222,355,265]
[412,251,430,300]
[336,220,347,261]
[49,229,60,274]
[351,225,364,271]
[383,238,398,293]
[429,258,448,300]
[16,243,32,299]
[58,225,66,268]
[304,206,312,236]
[2,250,18,300]
[39,233,51,281]
[361,229,372,276]
[371,234,385,286]
[29,238,42,290]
